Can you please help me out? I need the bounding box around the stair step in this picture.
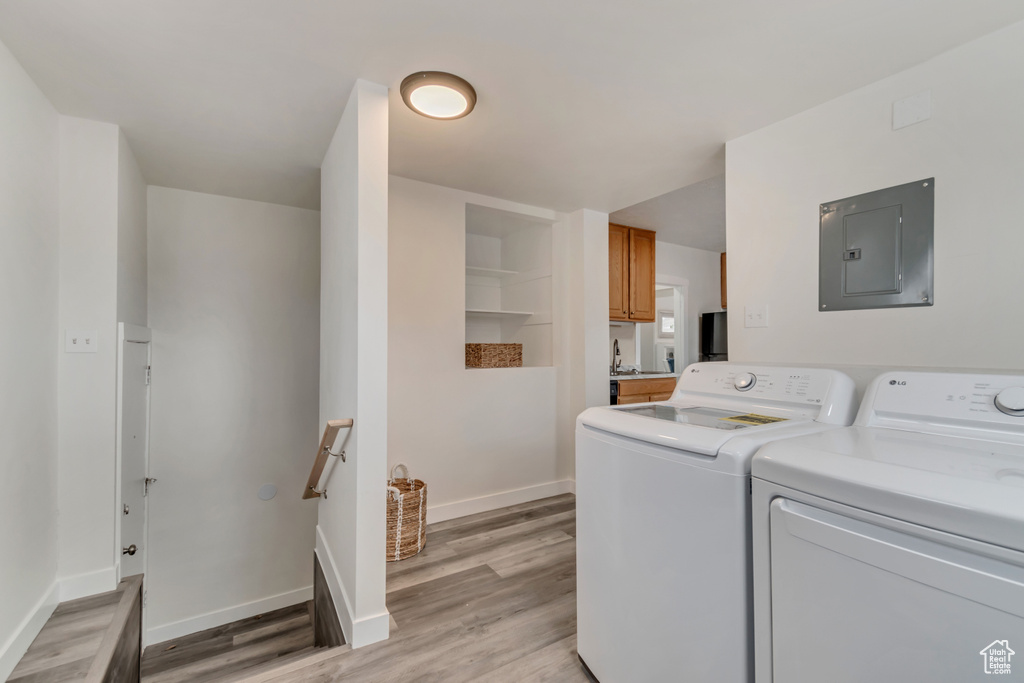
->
[223,644,353,683]
[143,625,315,683]
[231,613,311,646]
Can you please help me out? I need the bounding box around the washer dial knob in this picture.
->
[734,372,756,391]
[995,387,1024,416]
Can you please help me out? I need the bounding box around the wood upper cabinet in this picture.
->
[609,224,656,322]
[609,224,630,321]
[629,228,656,322]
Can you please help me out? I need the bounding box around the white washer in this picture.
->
[576,363,857,682]
[752,371,1024,683]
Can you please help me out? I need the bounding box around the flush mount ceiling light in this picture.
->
[400,71,477,120]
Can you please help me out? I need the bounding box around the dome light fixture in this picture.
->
[400,71,477,120]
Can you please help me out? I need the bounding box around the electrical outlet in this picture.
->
[66,330,98,353]
[744,305,768,328]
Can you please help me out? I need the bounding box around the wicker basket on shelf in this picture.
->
[465,343,523,368]
[386,464,427,562]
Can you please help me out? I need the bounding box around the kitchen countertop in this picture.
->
[609,373,679,380]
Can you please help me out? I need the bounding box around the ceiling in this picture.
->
[611,175,726,252]
[1,1,1022,213]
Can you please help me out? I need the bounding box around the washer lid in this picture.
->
[753,426,1024,551]
[578,401,829,473]
[615,404,790,431]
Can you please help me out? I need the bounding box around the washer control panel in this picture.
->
[865,372,1024,430]
[680,364,846,407]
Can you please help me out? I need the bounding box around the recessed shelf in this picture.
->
[466,266,518,279]
[465,308,534,318]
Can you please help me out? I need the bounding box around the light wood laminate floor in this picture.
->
[248,493,588,682]
[8,575,142,683]
[136,493,586,682]
[8,589,122,682]
[140,602,318,683]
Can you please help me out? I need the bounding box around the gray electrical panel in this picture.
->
[819,178,934,312]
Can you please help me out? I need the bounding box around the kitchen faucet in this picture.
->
[612,338,621,373]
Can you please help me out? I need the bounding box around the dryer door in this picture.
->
[768,498,1024,682]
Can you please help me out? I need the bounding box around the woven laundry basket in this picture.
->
[386,464,427,562]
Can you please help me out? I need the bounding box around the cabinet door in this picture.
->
[617,394,651,405]
[629,228,657,322]
[617,378,673,397]
[720,252,727,310]
[609,224,630,321]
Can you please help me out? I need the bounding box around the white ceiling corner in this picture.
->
[610,175,726,252]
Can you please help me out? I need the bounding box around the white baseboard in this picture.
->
[146,585,313,646]
[351,609,390,648]
[59,566,117,602]
[0,581,59,680]
[427,479,575,524]
[314,527,391,650]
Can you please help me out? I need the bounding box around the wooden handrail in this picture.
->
[304,419,354,499]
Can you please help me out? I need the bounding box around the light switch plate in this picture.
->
[744,304,768,328]
[66,330,98,353]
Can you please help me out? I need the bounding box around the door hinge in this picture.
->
[146,365,151,385]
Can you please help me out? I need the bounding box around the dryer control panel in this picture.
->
[677,364,858,425]
[860,372,1024,436]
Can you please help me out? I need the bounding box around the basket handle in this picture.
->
[387,486,402,502]
[389,463,410,482]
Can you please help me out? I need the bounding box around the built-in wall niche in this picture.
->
[465,203,553,367]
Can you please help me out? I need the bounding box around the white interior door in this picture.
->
[118,326,151,578]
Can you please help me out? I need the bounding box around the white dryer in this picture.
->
[576,363,857,683]
[752,371,1024,682]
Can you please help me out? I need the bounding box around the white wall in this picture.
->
[317,80,390,649]
[560,209,611,482]
[656,241,721,367]
[0,38,61,681]
[146,187,320,643]
[727,21,1024,373]
[56,116,121,598]
[389,176,578,518]
[117,131,147,327]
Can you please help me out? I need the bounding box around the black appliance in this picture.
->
[610,380,619,405]
[700,311,728,361]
